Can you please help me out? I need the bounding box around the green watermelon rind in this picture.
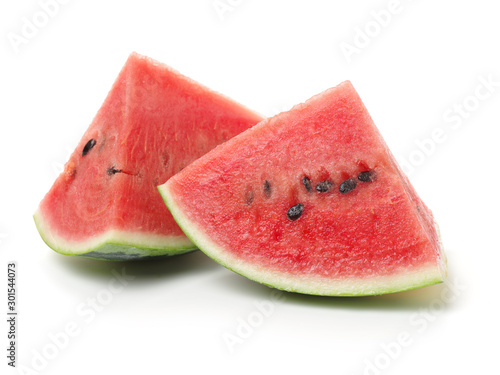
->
[158,185,446,296]
[33,209,197,260]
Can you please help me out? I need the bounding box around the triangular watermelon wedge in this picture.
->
[34,53,263,260]
[159,81,447,296]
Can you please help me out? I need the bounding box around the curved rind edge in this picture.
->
[158,185,446,296]
[33,208,197,260]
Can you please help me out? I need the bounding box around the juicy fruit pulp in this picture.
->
[159,81,447,296]
[34,53,263,260]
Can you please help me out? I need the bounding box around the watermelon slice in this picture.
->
[34,53,263,260]
[159,81,447,296]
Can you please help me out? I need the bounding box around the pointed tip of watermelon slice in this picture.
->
[33,208,197,260]
[125,51,265,122]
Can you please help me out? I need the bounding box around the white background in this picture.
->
[1,1,499,374]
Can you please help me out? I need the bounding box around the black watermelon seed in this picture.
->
[263,180,272,198]
[287,203,303,221]
[107,166,122,176]
[245,189,254,205]
[316,180,334,193]
[82,139,96,157]
[339,178,357,194]
[302,176,312,192]
[358,170,376,182]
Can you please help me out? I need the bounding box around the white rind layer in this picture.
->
[33,208,196,260]
[159,185,446,296]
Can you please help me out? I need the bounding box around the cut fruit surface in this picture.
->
[34,53,263,260]
[159,81,447,295]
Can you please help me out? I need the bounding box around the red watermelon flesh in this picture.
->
[159,81,447,295]
[34,53,263,260]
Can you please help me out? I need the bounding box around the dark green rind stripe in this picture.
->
[33,212,197,261]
